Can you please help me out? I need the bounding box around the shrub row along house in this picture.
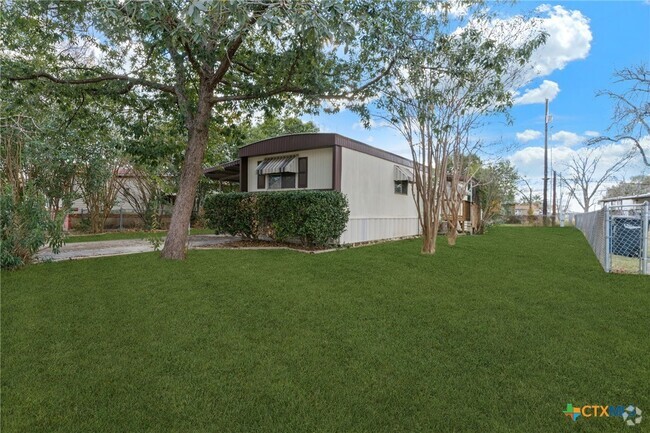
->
[205,133,480,244]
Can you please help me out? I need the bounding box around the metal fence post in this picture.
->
[604,205,611,273]
[639,202,650,274]
[119,207,123,231]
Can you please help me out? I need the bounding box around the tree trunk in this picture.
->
[447,223,458,246]
[91,213,102,233]
[89,201,102,233]
[161,90,212,260]
[421,209,436,254]
[422,238,434,253]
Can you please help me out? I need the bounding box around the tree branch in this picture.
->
[9,72,176,95]
[209,7,270,89]
[211,56,397,104]
[588,135,649,167]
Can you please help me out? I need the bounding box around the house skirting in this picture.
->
[340,217,420,244]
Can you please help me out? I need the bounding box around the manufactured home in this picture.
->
[205,133,479,244]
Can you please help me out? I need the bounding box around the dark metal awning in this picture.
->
[256,155,298,175]
[204,159,241,182]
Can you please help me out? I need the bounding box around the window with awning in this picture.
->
[394,165,413,195]
[394,165,413,182]
[256,156,298,175]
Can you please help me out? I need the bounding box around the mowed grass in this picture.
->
[64,228,214,243]
[2,227,649,433]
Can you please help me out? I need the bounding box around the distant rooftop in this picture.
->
[600,192,650,203]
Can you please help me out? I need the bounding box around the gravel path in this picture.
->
[36,235,239,262]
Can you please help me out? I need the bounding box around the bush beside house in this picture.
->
[205,191,349,246]
[1,186,65,269]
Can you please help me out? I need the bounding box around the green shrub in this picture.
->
[204,192,263,240]
[205,191,349,246]
[1,185,65,269]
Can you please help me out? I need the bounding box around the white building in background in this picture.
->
[600,193,650,207]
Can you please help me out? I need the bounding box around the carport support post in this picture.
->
[642,202,649,275]
[604,205,611,273]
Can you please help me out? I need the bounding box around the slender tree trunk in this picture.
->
[421,202,436,254]
[161,89,212,260]
[422,233,433,253]
[447,223,458,246]
[90,203,102,233]
[429,206,440,254]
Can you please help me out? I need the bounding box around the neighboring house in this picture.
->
[441,175,481,233]
[205,133,480,244]
[70,167,140,214]
[600,193,650,207]
[68,167,174,230]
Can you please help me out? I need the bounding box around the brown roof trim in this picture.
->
[332,134,412,168]
[238,133,412,167]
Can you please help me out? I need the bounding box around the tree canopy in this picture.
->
[3,0,423,259]
[590,64,650,166]
[605,175,650,199]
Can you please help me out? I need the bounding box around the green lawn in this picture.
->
[64,228,214,243]
[2,227,648,433]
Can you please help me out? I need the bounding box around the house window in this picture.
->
[298,157,308,188]
[394,180,408,195]
[268,173,296,189]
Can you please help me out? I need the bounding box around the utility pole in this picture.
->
[558,172,565,227]
[552,170,557,225]
[543,98,549,226]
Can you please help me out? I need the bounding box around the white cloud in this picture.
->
[424,1,470,19]
[584,130,600,137]
[530,5,592,77]
[551,130,584,147]
[508,136,650,211]
[514,80,560,105]
[448,5,590,104]
[516,129,542,143]
[508,5,592,104]
[352,119,390,130]
[510,146,545,167]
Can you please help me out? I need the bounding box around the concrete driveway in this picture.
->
[37,235,239,262]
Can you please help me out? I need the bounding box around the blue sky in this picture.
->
[303,1,650,208]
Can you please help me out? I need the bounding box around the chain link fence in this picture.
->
[575,203,649,275]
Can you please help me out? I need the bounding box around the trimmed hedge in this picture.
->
[204,191,349,246]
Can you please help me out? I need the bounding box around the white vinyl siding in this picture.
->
[339,147,419,244]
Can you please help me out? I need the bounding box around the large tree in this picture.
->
[517,177,541,223]
[372,8,545,253]
[243,116,319,145]
[605,174,650,198]
[562,148,633,212]
[475,160,519,233]
[3,0,416,259]
[589,64,650,166]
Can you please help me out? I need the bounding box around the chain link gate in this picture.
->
[607,203,649,274]
[576,203,649,275]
